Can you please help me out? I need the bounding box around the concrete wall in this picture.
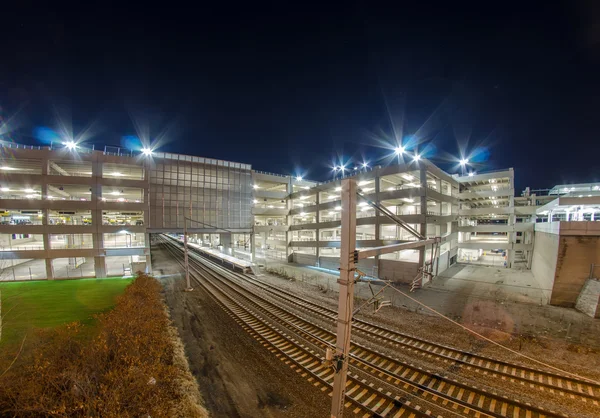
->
[436,250,449,275]
[551,236,600,307]
[379,259,420,284]
[292,252,419,284]
[293,253,317,265]
[318,256,377,275]
[531,231,559,300]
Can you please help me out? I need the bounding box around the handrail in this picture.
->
[455,168,513,178]
[0,141,50,151]
[253,170,290,178]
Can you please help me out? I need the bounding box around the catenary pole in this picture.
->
[330,178,357,417]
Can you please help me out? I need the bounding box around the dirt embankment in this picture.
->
[153,247,329,418]
[0,274,208,418]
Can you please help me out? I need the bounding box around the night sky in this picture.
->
[1,1,599,192]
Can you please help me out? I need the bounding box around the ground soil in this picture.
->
[151,246,330,418]
[260,265,600,380]
[254,269,600,417]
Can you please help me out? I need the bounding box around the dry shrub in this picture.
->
[0,274,208,418]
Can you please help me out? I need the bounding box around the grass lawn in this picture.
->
[1,277,132,347]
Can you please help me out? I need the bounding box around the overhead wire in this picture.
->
[384,283,600,385]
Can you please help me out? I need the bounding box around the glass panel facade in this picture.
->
[149,157,252,229]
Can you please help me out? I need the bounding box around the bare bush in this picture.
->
[0,274,208,417]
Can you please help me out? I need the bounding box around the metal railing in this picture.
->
[253,204,288,210]
[456,168,513,177]
[0,220,44,226]
[317,166,377,187]
[0,244,45,251]
[426,184,453,197]
[290,237,317,242]
[153,151,251,170]
[0,141,49,150]
[459,186,513,195]
[103,145,135,157]
[253,170,290,179]
[254,221,288,226]
[0,195,43,201]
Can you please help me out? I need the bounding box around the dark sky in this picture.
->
[1,1,599,192]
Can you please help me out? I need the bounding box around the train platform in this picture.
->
[167,235,253,273]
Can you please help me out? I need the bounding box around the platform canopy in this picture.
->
[536,195,600,219]
[549,182,600,196]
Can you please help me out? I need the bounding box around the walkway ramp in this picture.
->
[575,279,600,318]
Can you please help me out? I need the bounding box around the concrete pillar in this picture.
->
[66,234,76,267]
[144,233,152,274]
[93,231,104,278]
[286,178,293,261]
[250,233,256,262]
[220,233,231,252]
[91,159,104,278]
[94,257,107,278]
[418,168,428,266]
[45,258,54,280]
[374,171,381,268]
[41,158,51,279]
[315,192,320,264]
[507,196,516,268]
[261,231,268,261]
[42,233,50,253]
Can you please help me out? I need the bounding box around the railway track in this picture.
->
[157,235,599,417]
[234,269,600,403]
[160,238,433,417]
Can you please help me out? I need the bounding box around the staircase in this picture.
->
[410,270,423,292]
[512,250,528,268]
[250,264,263,277]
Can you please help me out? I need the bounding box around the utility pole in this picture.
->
[330,178,357,418]
[329,177,439,417]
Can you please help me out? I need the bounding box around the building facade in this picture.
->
[251,161,461,284]
[455,169,537,268]
[0,143,252,280]
[250,163,548,285]
[4,139,598,313]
